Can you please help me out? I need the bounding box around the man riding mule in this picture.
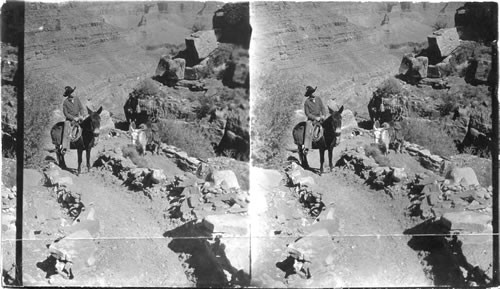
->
[293,85,344,174]
[303,86,327,153]
[61,86,86,154]
[51,86,103,175]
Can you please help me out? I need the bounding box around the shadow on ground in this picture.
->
[164,220,250,287]
[404,218,492,286]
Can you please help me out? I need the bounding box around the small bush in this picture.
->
[191,22,206,33]
[437,93,459,116]
[364,144,391,167]
[157,120,214,159]
[122,145,151,168]
[132,78,161,99]
[432,20,448,31]
[375,77,403,98]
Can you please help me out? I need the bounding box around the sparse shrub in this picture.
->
[24,72,59,168]
[437,92,459,116]
[122,145,151,168]
[399,119,459,157]
[364,144,391,167]
[252,71,302,165]
[191,21,206,33]
[374,77,403,98]
[432,20,448,31]
[157,120,214,159]
[195,87,248,119]
[132,78,162,98]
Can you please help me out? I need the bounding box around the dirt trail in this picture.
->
[23,133,191,286]
[251,133,431,287]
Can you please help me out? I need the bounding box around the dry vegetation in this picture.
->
[252,71,303,165]
[24,72,59,168]
[158,119,214,160]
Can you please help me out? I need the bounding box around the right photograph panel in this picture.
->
[250,2,497,287]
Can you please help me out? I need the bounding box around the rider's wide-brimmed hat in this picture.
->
[305,85,317,97]
[63,86,75,97]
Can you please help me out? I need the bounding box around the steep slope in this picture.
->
[251,2,463,116]
[24,2,221,115]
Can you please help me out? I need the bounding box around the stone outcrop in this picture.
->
[154,56,186,85]
[212,2,252,49]
[455,3,498,43]
[185,30,218,67]
[427,28,460,62]
[399,54,429,79]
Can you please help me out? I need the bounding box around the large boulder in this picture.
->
[154,56,186,85]
[445,167,479,187]
[427,28,460,62]
[399,54,428,79]
[185,30,218,67]
[44,165,74,187]
[201,214,249,236]
[210,170,240,189]
[442,211,492,233]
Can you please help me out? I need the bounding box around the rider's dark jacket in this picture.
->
[63,96,85,121]
[304,95,327,121]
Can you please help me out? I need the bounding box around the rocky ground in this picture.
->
[250,123,493,287]
[3,127,250,286]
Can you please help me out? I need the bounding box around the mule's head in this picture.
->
[328,105,344,136]
[373,120,389,144]
[129,122,143,145]
[87,106,102,136]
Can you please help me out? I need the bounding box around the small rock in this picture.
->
[391,167,407,183]
[150,169,166,184]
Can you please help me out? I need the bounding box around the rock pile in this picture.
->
[40,164,99,282]
[339,141,493,282]
[95,144,248,222]
[1,182,17,241]
[408,168,492,229]
[339,143,492,234]
[338,146,408,192]
[285,163,325,217]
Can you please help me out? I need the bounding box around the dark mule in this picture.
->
[292,105,343,174]
[124,95,139,124]
[50,107,102,175]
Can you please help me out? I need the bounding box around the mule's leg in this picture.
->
[328,148,334,172]
[57,150,67,169]
[319,148,325,174]
[77,149,83,175]
[86,149,91,172]
[298,146,309,169]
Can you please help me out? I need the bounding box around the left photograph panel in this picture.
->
[3,2,251,286]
